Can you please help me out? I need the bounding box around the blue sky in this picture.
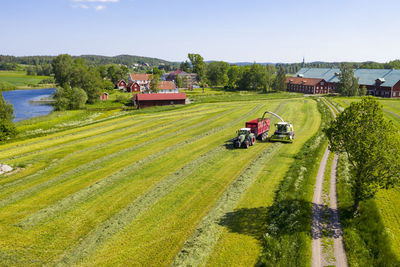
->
[1,0,400,63]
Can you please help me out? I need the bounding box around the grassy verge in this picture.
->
[257,98,332,267]
[336,155,400,266]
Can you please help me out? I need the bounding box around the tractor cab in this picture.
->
[275,122,294,134]
[270,122,295,143]
[238,128,251,135]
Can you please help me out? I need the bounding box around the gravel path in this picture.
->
[311,98,347,267]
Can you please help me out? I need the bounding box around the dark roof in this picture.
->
[296,68,400,87]
[286,77,324,86]
[135,93,186,101]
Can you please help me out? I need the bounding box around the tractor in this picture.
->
[233,128,256,149]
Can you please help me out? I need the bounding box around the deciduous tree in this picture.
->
[337,64,360,96]
[324,97,400,210]
[150,74,160,93]
[0,91,16,141]
[273,67,286,91]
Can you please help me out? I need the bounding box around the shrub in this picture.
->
[53,86,88,111]
[0,81,16,91]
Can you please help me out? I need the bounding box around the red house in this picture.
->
[286,77,331,94]
[100,92,109,100]
[127,82,141,92]
[115,80,127,90]
[132,93,186,108]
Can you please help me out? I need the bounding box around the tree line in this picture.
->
[52,54,130,110]
[180,53,287,92]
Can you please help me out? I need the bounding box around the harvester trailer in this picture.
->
[233,111,295,148]
[233,113,270,148]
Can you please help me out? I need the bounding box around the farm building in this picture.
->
[166,70,198,88]
[129,73,152,92]
[295,68,400,98]
[158,81,179,93]
[132,93,186,108]
[115,80,127,90]
[100,92,109,100]
[286,77,332,94]
[126,82,141,93]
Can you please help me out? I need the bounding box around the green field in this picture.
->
[0,71,51,89]
[330,96,400,262]
[0,96,324,265]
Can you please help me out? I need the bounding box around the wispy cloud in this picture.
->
[72,0,119,3]
[95,5,106,10]
[72,3,89,9]
[70,0,119,11]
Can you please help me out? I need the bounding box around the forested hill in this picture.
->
[0,54,178,67]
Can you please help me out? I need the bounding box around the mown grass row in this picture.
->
[67,101,290,266]
[0,104,249,215]
[256,98,333,267]
[0,100,274,265]
[17,105,258,229]
[187,98,321,266]
[0,108,228,204]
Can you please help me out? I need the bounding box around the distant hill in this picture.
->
[0,54,179,68]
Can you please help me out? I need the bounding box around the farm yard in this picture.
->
[0,95,326,266]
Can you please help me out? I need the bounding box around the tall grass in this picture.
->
[257,98,332,266]
[336,154,400,266]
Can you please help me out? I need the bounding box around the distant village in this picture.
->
[107,70,198,108]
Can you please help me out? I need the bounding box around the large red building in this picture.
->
[295,68,400,98]
[132,93,186,108]
[286,77,332,94]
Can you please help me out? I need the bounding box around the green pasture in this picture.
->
[0,70,50,88]
[0,96,323,265]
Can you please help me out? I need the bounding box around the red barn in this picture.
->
[100,92,109,100]
[115,80,127,90]
[132,93,186,108]
[286,77,331,94]
[127,82,141,92]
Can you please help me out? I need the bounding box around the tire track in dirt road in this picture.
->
[311,98,347,267]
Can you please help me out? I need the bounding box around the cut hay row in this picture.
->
[0,101,272,265]
[203,98,322,266]
[17,106,253,228]
[0,112,214,197]
[0,106,245,210]
[0,107,232,191]
[0,104,224,160]
[171,143,282,267]
[57,145,227,265]
[74,100,307,266]
[0,110,220,190]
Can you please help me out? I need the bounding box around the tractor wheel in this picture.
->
[261,132,268,141]
[244,141,249,149]
[251,136,256,145]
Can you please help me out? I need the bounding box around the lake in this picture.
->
[2,88,55,122]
